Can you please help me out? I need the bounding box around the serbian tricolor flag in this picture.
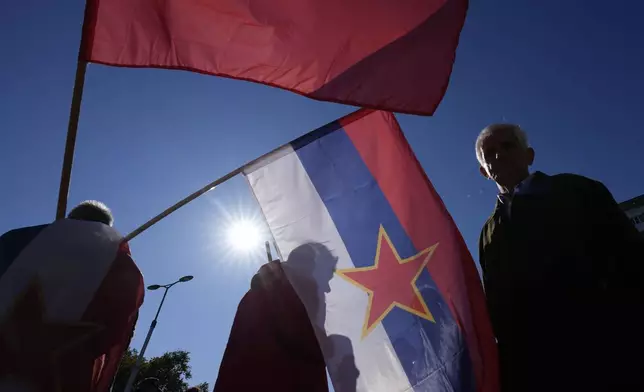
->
[0,219,144,392]
[83,0,468,115]
[242,110,498,391]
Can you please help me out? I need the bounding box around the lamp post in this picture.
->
[123,275,194,392]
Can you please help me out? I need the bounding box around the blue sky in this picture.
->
[1,0,643,388]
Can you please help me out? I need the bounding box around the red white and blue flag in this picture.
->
[84,0,468,115]
[244,110,498,391]
[0,219,144,392]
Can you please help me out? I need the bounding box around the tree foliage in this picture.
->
[192,382,210,391]
[112,349,209,392]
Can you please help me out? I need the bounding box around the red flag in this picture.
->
[83,0,468,115]
[0,220,144,392]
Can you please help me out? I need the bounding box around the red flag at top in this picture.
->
[83,0,468,115]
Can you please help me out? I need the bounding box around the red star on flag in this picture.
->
[0,279,102,391]
[337,225,439,338]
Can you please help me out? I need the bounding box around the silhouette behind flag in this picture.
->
[83,0,468,115]
[242,109,499,391]
[214,250,330,392]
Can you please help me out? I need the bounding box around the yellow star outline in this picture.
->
[336,225,439,338]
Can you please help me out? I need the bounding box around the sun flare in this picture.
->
[226,219,262,253]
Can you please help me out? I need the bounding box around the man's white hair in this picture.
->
[475,123,529,165]
[67,200,114,226]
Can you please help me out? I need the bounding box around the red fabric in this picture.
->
[80,242,144,392]
[84,0,467,115]
[342,110,499,392]
[0,232,143,392]
[214,262,328,392]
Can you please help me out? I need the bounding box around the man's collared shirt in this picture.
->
[497,173,536,218]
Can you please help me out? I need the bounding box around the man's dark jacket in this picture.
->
[479,172,644,391]
[214,261,328,392]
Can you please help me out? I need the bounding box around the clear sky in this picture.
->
[1,0,643,388]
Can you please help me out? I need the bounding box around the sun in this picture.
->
[226,219,262,253]
[203,192,270,262]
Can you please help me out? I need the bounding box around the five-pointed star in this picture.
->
[0,279,102,392]
[336,225,439,338]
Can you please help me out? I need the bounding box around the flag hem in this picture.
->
[84,61,442,116]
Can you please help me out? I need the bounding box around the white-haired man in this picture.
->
[0,201,114,276]
[0,201,143,392]
[476,124,644,391]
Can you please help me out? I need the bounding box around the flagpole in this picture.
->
[265,241,273,262]
[56,60,88,219]
[123,140,292,243]
[56,1,95,219]
[123,167,244,242]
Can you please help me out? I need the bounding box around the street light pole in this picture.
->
[122,275,194,392]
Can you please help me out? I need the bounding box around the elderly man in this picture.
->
[0,201,115,275]
[476,124,644,391]
[0,200,143,392]
[214,244,338,392]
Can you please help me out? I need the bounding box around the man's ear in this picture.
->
[527,147,535,166]
[479,165,490,179]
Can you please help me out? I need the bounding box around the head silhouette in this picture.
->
[285,242,338,293]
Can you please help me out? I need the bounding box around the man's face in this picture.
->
[478,128,534,190]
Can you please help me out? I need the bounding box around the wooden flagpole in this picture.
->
[122,134,287,242]
[123,130,301,242]
[123,167,244,242]
[265,241,273,262]
[55,1,94,219]
[56,60,88,219]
